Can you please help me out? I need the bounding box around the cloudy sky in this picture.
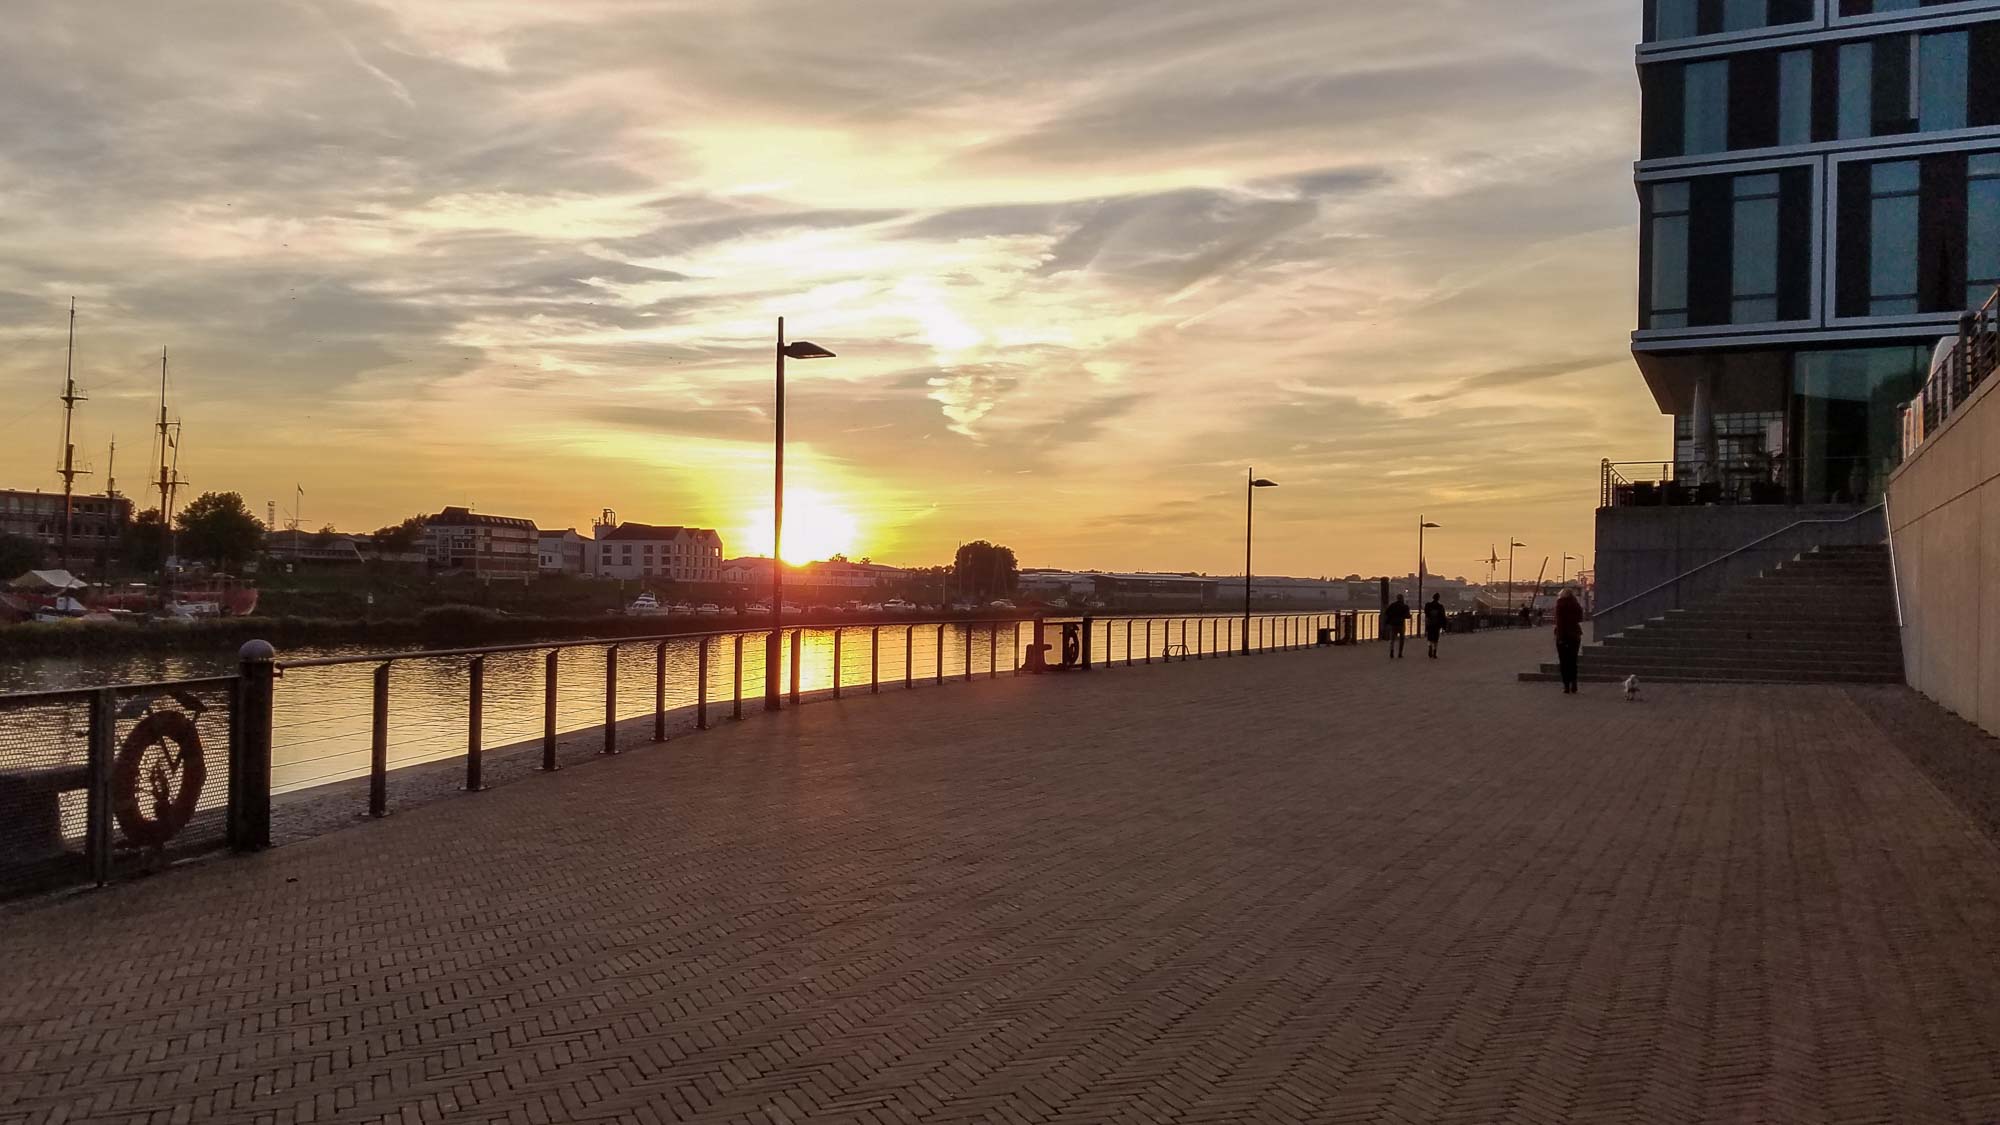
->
[0,0,1655,578]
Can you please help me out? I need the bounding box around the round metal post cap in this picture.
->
[238,639,276,662]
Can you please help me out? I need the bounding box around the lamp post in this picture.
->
[767,317,836,711]
[1506,539,1527,615]
[1243,470,1278,654]
[1417,518,1441,608]
[1562,553,1580,584]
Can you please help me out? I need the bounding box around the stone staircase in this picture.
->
[1519,544,1905,685]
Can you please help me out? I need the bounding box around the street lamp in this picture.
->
[1243,470,1278,655]
[1562,553,1581,584]
[768,317,836,711]
[1506,539,1527,615]
[1417,518,1441,608]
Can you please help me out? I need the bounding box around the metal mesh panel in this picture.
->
[105,681,235,881]
[0,692,93,897]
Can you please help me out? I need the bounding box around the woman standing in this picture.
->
[1554,588,1584,693]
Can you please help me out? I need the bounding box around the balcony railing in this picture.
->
[1903,287,2000,459]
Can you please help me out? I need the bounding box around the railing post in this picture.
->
[965,627,974,682]
[1145,620,1153,664]
[230,639,275,852]
[1180,618,1189,661]
[734,635,745,719]
[1081,615,1095,671]
[871,628,881,693]
[906,626,915,688]
[935,624,946,684]
[1126,620,1134,667]
[602,646,619,755]
[654,643,668,742]
[1012,622,1022,674]
[789,630,802,705]
[989,626,998,680]
[370,663,390,818]
[87,688,115,884]
[834,629,844,699]
[698,638,711,730]
[1195,618,1204,660]
[542,650,559,771]
[465,655,486,792]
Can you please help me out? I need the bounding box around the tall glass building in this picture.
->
[1635,0,2000,503]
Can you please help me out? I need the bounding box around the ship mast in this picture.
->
[154,349,185,593]
[57,298,90,572]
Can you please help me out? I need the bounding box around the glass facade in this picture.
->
[1791,347,1929,503]
[1641,22,2000,157]
[1971,153,2000,305]
[1836,148,2000,317]
[1643,169,1811,328]
[1648,0,1814,43]
[1867,161,1921,315]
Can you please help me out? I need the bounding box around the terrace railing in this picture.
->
[1903,287,2000,458]
[0,610,1388,901]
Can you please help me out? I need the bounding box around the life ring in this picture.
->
[112,710,207,848]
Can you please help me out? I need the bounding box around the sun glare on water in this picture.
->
[745,490,861,565]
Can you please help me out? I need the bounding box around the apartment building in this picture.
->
[594,523,723,582]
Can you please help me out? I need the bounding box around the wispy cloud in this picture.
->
[0,0,1654,575]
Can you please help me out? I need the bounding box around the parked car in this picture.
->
[989,599,1016,610]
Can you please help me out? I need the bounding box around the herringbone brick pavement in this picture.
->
[2,631,1998,1124]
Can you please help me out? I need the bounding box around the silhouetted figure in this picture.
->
[1519,604,1533,630]
[1424,594,1447,659]
[1554,588,1584,694]
[1384,594,1411,659]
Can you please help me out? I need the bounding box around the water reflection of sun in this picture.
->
[744,490,860,564]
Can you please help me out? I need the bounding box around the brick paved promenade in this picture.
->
[4,631,2000,1124]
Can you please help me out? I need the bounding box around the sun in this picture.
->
[744,490,860,565]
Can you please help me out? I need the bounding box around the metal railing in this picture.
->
[1903,287,2000,458]
[1600,456,1883,509]
[0,674,254,900]
[0,610,1394,898]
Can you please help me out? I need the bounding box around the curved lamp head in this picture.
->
[1510,539,1527,548]
[1251,478,1278,488]
[783,341,836,360]
[1422,521,1441,529]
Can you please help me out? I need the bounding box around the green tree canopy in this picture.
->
[371,514,428,551]
[123,509,166,574]
[0,532,42,580]
[175,492,265,571]
[953,541,1019,602]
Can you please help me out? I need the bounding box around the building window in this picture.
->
[1919,31,1969,132]
[1970,153,2000,306]
[1778,50,1814,145]
[1792,347,1928,504]
[1649,0,1812,43]
[1646,182,1692,328]
[1870,161,1921,315]
[1686,61,1731,153]
[1732,174,1783,323]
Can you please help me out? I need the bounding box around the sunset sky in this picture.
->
[0,0,1657,579]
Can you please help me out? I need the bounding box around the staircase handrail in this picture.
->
[1592,503,1886,623]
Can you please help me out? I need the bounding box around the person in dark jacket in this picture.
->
[1423,594,1448,659]
[1554,588,1585,693]
[1384,594,1411,659]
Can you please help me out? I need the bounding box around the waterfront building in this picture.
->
[265,529,366,566]
[537,528,591,576]
[423,507,538,581]
[0,488,132,567]
[595,523,723,582]
[1635,0,2000,504]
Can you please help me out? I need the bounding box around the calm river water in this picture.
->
[1,614,1359,796]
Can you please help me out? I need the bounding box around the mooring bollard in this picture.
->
[734,635,745,720]
[370,663,390,817]
[698,638,710,730]
[602,646,619,755]
[230,639,275,852]
[654,643,668,742]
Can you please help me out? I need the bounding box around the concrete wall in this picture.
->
[1593,503,1881,638]
[1887,368,2000,736]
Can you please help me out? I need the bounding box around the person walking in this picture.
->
[1424,593,1447,659]
[1554,587,1584,694]
[1384,593,1411,659]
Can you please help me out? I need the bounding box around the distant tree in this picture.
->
[371,514,428,552]
[317,523,339,536]
[953,541,1019,602]
[123,509,167,573]
[175,492,265,571]
[0,532,41,579]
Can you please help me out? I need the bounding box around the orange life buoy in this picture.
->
[112,710,207,848]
